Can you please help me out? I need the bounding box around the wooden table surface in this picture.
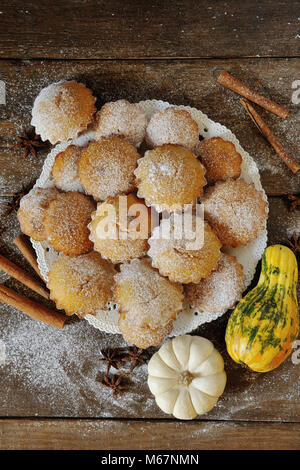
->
[0,0,299,450]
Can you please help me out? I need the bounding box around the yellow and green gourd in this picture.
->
[225,245,299,372]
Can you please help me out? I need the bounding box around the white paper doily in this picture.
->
[31,99,268,336]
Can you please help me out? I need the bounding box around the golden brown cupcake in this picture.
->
[195,137,242,184]
[47,252,116,318]
[94,99,147,146]
[51,144,84,192]
[89,194,151,263]
[114,258,183,348]
[44,192,95,256]
[148,215,222,284]
[146,107,199,149]
[202,178,268,247]
[17,186,60,241]
[134,144,206,212]
[31,81,96,144]
[78,137,140,201]
[118,316,174,350]
[185,253,245,314]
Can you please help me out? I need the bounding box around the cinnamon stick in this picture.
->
[0,284,66,329]
[0,253,49,300]
[218,70,290,119]
[13,234,42,279]
[240,99,300,174]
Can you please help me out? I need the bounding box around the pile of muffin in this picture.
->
[17,80,268,348]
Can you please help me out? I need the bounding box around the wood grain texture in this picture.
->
[0,7,299,445]
[0,56,299,424]
[0,200,299,422]
[1,419,300,450]
[0,58,299,196]
[0,0,299,59]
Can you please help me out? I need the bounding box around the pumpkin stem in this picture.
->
[178,370,194,386]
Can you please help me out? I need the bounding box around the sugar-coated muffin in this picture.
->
[202,178,268,247]
[31,81,96,144]
[89,194,151,263]
[118,316,174,351]
[146,107,199,149]
[17,186,60,241]
[134,144,206,212]
[94,99,147,146]
[114,258,183,348]
[185,253,245,314]
[78,137,140,201]
[44,192,95,256]
[195,137,242,185]
[47,252,116,318]
[51,144,84,192]
[148,215,222,284]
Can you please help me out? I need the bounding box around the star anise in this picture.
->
[287,195,300,212]
[101,374,128,399]
[285,231,300,254]
[0,184,26,216]
[122,346,151,373]
[12,130,47,159]
[100,348,125,375]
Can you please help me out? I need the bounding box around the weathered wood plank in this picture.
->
[0,58,299,196]
[0,57,299,423]
[0,0,299,59]
[0,197,299,422]
[1,419,300,450]
[267,197,300,245]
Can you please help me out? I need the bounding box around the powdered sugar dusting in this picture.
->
[148,217,222,284]
[135,145,206,212]
[44,192,94,256]
[0,313,155,417]
[95,99,147,146]
[0,309,298,420]
[52,145,84,192]
[18,186,59,241]
[202,178,268,247]
[31,80,96,144]
[33,100,268,336]
[146,107,199,149]
[48,252,116,317]
[185,253,246,314]
[115,258,183,330]
[79,138,139,201]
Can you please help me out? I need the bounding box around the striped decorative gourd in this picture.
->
[225,245,299,372]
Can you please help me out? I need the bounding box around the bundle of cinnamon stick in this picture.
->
[217,70,299,174]
[0,235,66,329]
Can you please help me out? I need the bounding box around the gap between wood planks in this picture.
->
[0,56,300,61]
[1,416,300,424]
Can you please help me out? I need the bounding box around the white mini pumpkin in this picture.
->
[147,334,226,420]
